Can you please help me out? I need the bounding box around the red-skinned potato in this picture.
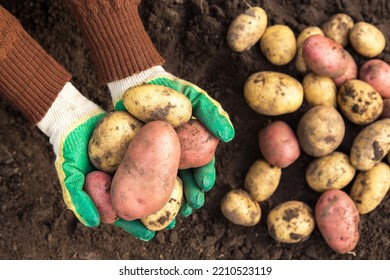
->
[359,59,390,99]
[84,171,117,224]
[315,189,360,254]
[111,121,181,221]
[258,121,300,168]
[302,34,348,78]
[176,119,219,169]
[332,51,357,87]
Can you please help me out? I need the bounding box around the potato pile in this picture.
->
[84,84,219,231]
[223,7,390,255]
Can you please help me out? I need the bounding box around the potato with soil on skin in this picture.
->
[111,120,181,221]
[141,177,183,231]
[303,72,337,107]
[302,34,348,78]
[258,121,300,168]
[350,118,390,171]
[260,24,297,65]
[267,201,315,244]
[123,84,192,128]
[244,71,303,116]
[84,171,117,224]
[349,162,390,215]
[332,51,357,87]
[306,151,356,193]
[297,105,345,157]
[244,159,282,202]
[349,22,386,58]
[175,119,219,169]
[337,79,383,125]
[295,26,324,73]
[220,189,261,226]
[359,59,390,99]
[315,189,360,254]
[88,111,143,174]
[227,6,268,52]
[321,13,354,47]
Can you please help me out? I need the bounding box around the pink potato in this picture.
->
[302,34,348,78]
[315,189,360,254]
[381,99,390,119]
[258,121,300,168]
[84,171,117,224]
[176,119,219,169]
[332,51,357,87]
[111,121,181,221]
[359,59,390,99]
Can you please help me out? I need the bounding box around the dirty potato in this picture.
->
[227,7,268,52]
[359,59,390,99]
[88,111,143,173]
[295,26,324,73]
[303,72,337,107]
[349,22,386,57]
[267,201,315,243]
[244,159,282,202]
[321,13,354,47]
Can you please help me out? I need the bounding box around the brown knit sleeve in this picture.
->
[65,0,165,85]
[0,6,71,124]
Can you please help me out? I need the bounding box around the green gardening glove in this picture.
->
[37,82,155,241]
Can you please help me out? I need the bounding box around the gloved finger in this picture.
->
[179,201,193,217]
[113,99,126,111]
[113,219,155,241]
[179,169,205,209]
[193,157,216,192]
[165,218,176,230]
[146,77,235,142]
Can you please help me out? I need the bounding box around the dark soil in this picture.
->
[0,0,389,260]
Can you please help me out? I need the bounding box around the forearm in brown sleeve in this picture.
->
[0,6,71,124]
[65,0,165,85]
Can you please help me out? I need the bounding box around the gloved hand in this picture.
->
[37,82,155,241]
[107,66,235,216]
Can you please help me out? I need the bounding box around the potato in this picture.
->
[303,72,337,107]
[88,111,143,173]
[258,121,300,168]
[359,59,390,99]
[175,119,219,169]
[84,171,117,224]
[267,201,315,244]
[123,84,192,128]
[295,27,324,73]
[220,189,261,226]
[350,118,390,171]
[260,25,297,65]
[349,162,390,215]
[244,159,282,202]
[141,177,183,231]
[315,189,360,254]
[297,105,345,157]
[332,51,357,87]
[111,121,181,221]
[227,7,268,52]
[381,99,390,119]
[306,152,356,193]
[321,13,354,47]
[244,71,303,116]
[337,79,383,125]
[349,22,386,57]
[302,34,348,78]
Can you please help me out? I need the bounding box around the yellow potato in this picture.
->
[267,201,315,243]
[260,25,297,65]
[227,7,268,52]
[88,111,143,173]
[295,27,324,73]
[141,177,183,230]
[321,13,354,47]
[350,118,390,171]
[338,79,383,125]
[244,71,303,116]
[306,152,356,192]
[220,189,261,226]
[349,22,386,57]
[244,159,282,202]
[123,84,192,128]
[303,72,337,108]
[350,162,390,214]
